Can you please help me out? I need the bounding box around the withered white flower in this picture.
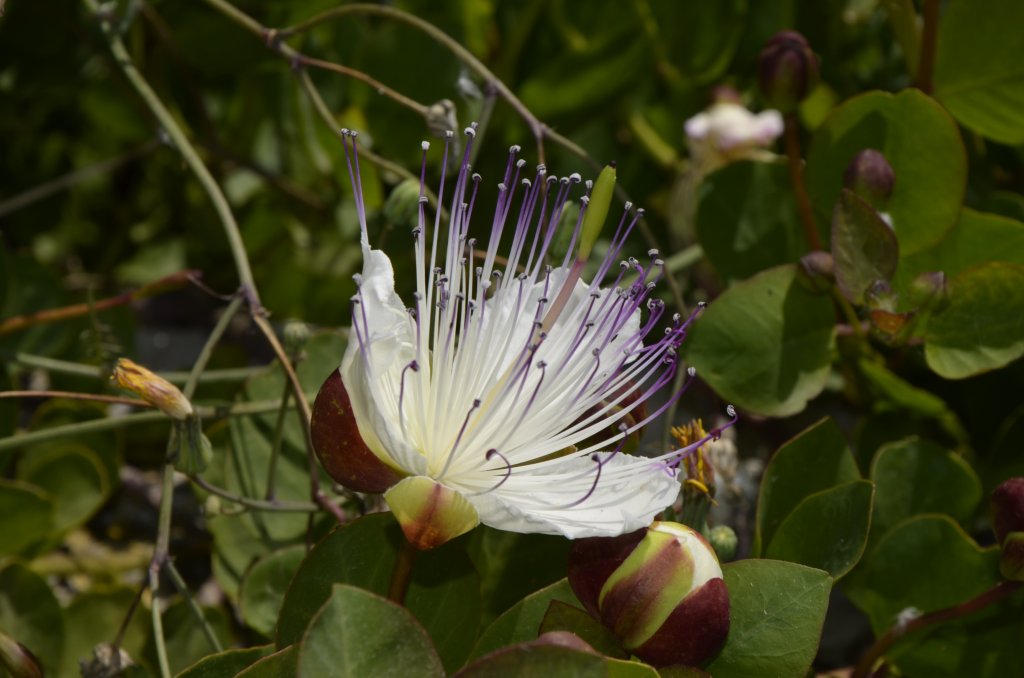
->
[685,101,783,173]
[322,126,734,549]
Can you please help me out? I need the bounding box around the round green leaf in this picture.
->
[0,563,64,676]
[705,560,831,678]
[240,545,306,637]
[755,418,861,555]
[831,189,899,304]
[683,265,836,417]
[843,515,1000,633]
[456,644,616,678]
[924,262,1024,378]
[237,645,297,678]
[806,90,966,254]
[18,445,109,534]
[0,479,53,557]
[695,161,804,283]
[539,600,625,659]
[60,589,150,677]
[470,579,581,661]
[934,0,1024,144]
[896,208,1024,292]
[765,479,874,579]
[276,513,480,673]
[296,584,444,678]
[870,438,982,540]
[177,645,275,678]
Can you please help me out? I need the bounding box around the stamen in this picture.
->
[437,398,482,479]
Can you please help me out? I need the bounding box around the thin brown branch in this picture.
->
[0,390,154,408]
[784,113,823,251]
[916,0,940,94]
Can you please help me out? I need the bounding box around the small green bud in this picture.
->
[907,271,949,311]
[568,521,730,667]
[283,319,311,356]
[708,525,738,562]
[758,31,819,112]
[844,149,895,209]
[383,178,423,230]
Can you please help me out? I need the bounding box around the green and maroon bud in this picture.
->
[758,31,819,112]
[1001,533,1024,581]
[311,370,406,493]
[799,251,835,292]
[0,632,41,678]
[843,149,895,209]
[568,521,730,667]
[991,478,1024,544]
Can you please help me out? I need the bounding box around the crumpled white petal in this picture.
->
[461,453,681,539]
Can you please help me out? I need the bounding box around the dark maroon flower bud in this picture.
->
[311,370,405,493]
[991,478,1024,545]
[758,31,819,112]
[568,522,730,667]
[1001,533,1024,581]
[843,149,895,208]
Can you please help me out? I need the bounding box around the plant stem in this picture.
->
[387,540,418,604]
[182,295,244,399]
[0,391,152,408]
[0,399,296,453]
[264,385,291,501]
[853,581,1022,678]
[783,113,822,251]
[0,139,160,219]
[165,560,223,652]
[10,353,265,385]
[149,461,176,678]
[0,270,197,336]
[82,0,259,306]
[294,54,429,117]
[188,473,321,512]
[916,0,940,94]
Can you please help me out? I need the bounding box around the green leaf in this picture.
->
[870,438,982,540]
[470,579,581,661]
[276,514,480,673]
[934,0,1024,144]
[856,360,968,444]
[844,515,1000,634]
[831,189,899,304]
[897,208,1024,291]
[457,645,609,678]
[539,601,626,659]
[236,645,298,678]
[240,545,306,637]
[18,445,109,534]
[682,265,836,417]
[806,90,966,254]
[695,161,804,283]
[924,262,1024,378]
[705,560,831,678]
[60,589,150,677]
[0,479,53,557]
[754,417,860,554]
[296,584,444,678]
[0,563,65,676]
[765,479,874,579]
[466,527,571,625]
[177,645,275,678]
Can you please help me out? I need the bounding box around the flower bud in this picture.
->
[843,149,895,209]
[758,31,819,112]
[111,358,193,420]
[907,271,949,311]
[384,475,479,550]
[383,178,423,230]
[425,99,457,139]
[991,478,1024,545]
[0,632,42,678]
[568,521,730,667]
[708,525,738,562]
[1001,533,1024,581]
[311,370,405,493]
[799,250,835,292]
[283,319,311,356]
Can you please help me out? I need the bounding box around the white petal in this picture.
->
[461,452,680,539]
[341,247,426,475]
